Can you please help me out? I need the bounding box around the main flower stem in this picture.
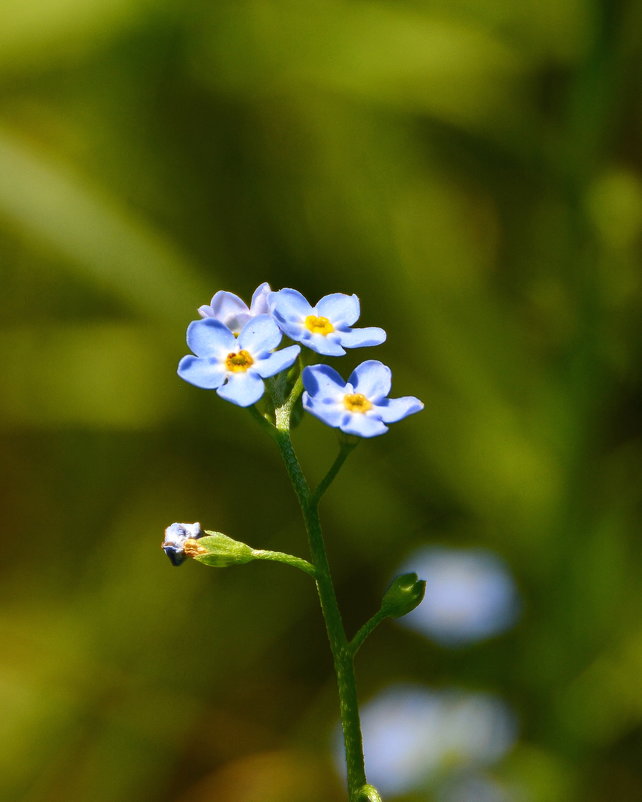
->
[274,428,367,801]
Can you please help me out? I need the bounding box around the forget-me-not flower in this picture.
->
[397,547,519,646]
[437,773,514,802]
[302,360,423,437]
[337,685,516,796]
[269,289,386,356]
[178,315,300,406]
[162,522,203,566]
[198,282,271,335]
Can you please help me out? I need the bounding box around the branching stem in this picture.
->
[311,441,357,506]
[273,429,368,799]
[350,609,388,657]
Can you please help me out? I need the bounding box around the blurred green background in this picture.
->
[1,0,641,800]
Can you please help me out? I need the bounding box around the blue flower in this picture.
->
[302,360,423,437]
[396,548,519,646]
[198,282,271,335]
[336,685,516,796]
[269,288,386,356]
[178,315,300,406]
[162,522,203,566]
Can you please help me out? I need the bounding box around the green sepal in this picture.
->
[191,531,255,567]
[358,785,383,802]
[381,572,426,618]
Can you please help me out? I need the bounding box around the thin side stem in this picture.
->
[350,610,388,657]
[274,428,368,800]
[248,405,277,440]
[311,442,357,506]
[251,549,317,577]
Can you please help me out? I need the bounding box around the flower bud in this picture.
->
[187,531,255,567]
[162,522,203,566]
[381,572,426,618]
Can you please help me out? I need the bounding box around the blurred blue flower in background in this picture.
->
[338,685,517,797]
[437,771,516,802]
[397,547,519,646]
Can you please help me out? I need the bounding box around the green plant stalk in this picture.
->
[311,441,357,506]
[273,425,368,801]
[350,609,388,657]
[251,548,317,577]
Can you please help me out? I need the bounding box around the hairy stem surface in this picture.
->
[274,428,367,800]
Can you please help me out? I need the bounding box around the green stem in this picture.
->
[275,373,304,430]
[311,441,357,506]
[274,427,368,800]
[350,610,388,657]
[251,549,317,577]
[248,405,277,440]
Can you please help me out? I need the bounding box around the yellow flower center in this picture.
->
[225,349,254,372]
[305,315,335,336]
[343,393,373,413]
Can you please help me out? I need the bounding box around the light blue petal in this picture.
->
[209,290,248,321]
[254,345,301,378]
[303,392,345,427]
[303,364,347,399]
[216,372,265,407]
[349,360,392,401]
[202,291,251,333]
[178,355,226,389]
[250,282,272,315]
[186,318,236,358]
[306,333,346,356]
[277,319,306,341]
[340,413,389,438]
[316,293,360,326]
[338,326,386,349]
[238,314,282,353]
[375,396,424,423]
[269,288,312,322]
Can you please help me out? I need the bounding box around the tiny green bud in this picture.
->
[185,531,255,567]
[381,572,426,618]
[358,785,383,802]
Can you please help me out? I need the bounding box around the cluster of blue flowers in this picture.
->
[178,283,423,437]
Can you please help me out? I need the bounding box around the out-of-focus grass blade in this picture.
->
[0,323,179,429]
[0,0,149,74]
[195,1,532,134]
[0,126,208,324]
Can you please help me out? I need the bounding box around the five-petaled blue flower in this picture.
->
[162,522,203,566]
[269,289,386,356]
[198,282,271,335]
[178,315,300,406]
[302,360,423,437]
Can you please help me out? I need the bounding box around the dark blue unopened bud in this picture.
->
[162,522,203,566]
[381,572,426,618]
